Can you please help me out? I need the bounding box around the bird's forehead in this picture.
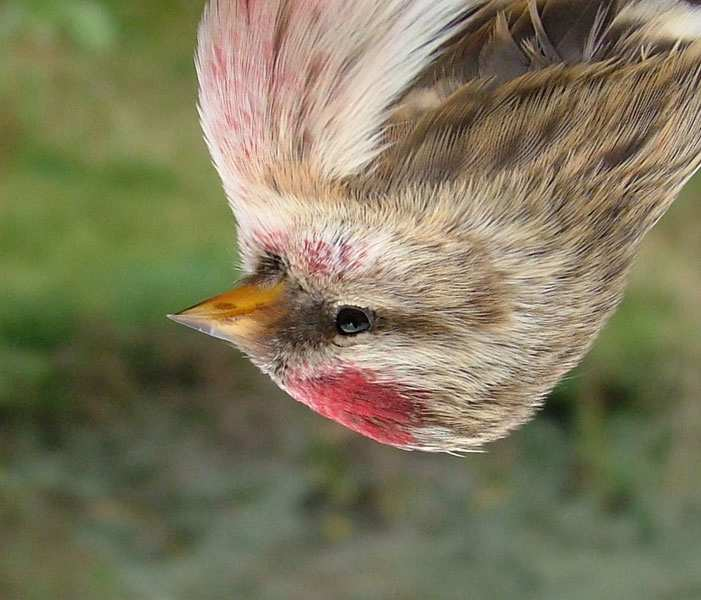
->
[285,367,426,448]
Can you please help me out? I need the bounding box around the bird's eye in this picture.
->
[336,306,374,336]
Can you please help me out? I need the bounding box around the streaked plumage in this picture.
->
[171,0,701,453]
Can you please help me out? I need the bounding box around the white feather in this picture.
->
[196,0,478,216]
[617,0,701,41]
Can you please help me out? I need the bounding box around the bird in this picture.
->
[169,0,701,453]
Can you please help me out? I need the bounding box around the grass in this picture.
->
[1,2,701,598]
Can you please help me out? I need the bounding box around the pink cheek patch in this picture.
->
[286,368,424,447]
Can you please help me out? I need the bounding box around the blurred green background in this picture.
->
[1,2,700,599]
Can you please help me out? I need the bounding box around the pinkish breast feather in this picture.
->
[211,44,227,81]
[302,239,334,275]
[253,231,369,279]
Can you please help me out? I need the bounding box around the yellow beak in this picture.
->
[168,281,285,344]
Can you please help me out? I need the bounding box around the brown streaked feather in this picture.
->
[387,0,701,132]
[376,0,701,223]
[407,0,616,94]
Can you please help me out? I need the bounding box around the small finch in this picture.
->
[170,0,701,453]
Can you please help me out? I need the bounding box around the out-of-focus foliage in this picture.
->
[1,2,700,599]
[1,0,118,52]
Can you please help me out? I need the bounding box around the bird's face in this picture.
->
[172,194,526,452]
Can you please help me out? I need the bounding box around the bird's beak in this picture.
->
[168,280,285,344]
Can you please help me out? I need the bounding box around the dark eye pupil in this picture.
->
[336,307,372,335]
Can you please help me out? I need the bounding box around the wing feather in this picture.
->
[377,0,701,192]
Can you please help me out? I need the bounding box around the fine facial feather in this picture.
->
[182,0,701,453]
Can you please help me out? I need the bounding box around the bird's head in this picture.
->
[171,183,588,452]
